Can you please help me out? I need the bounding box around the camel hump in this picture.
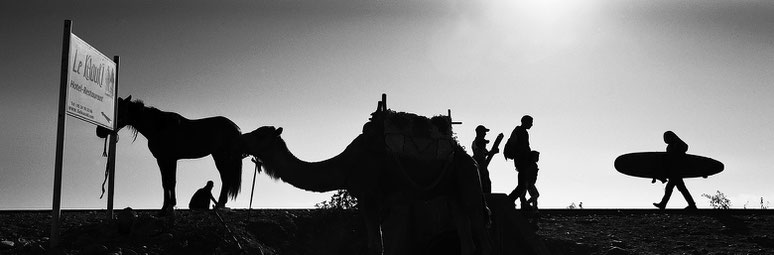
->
[385,134,454,161]
[382,111,455,161]
[376,111,457,192]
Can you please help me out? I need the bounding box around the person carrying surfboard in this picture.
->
[653,131,698,210]
[505,115,539,210]
[472,125,499,194]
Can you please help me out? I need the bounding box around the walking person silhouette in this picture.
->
[653,131,698,210]
[505,115,539,210]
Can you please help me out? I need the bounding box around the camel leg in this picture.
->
[381,204,410,255]
[157,159,178,216]
[361,199,384,255]
[455,154,492,255]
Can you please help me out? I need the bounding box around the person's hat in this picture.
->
[475,125,490,133]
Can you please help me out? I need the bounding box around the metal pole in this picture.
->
[106,56,120,219]
[51,19,72,250]
[381,93,387,110]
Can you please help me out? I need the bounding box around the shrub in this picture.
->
[315,190,358,210]
[701,190,731,209]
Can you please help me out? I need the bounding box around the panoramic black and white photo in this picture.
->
[1,0,773,254]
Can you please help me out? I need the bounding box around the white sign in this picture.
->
[66,34,116,129]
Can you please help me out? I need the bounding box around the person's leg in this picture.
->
[507,171,521,202]
[525,170,539,207]
[674,179,697,209]
[527,185,539,209]
[480,167,492,195]
[517,172,529,207]
[507,168,525,202]
[509,176,527,204]
[654,179,676,209]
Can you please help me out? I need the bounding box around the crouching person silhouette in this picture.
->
[652,131,697,210]
[189,180,218,210]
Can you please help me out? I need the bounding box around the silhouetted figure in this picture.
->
[525,151,541,209]
[653,131,697,210]
[241,105,492,255]
[472,125,498,194]
[506,115,539,210]
[189,180,218,210]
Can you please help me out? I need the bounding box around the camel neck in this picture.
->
[263,139,348,193]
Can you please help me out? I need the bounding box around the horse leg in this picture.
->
[157,159,178,215]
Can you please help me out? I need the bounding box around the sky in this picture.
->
[1,0,773,210]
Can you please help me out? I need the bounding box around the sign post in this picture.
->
[51,20,119,249]
[107,56,119,219]
[50,19,72,251]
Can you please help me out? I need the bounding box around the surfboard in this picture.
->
[484,133,504,167]
[614,152,724,179]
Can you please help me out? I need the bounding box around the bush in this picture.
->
[701,190,731,209]
[315,190,358,210]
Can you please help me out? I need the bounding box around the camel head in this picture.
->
[241,126,284,160]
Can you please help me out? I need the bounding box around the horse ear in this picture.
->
[276,127,283,136]
[125,95,132,102]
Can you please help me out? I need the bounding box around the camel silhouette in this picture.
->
[241,108,491,255]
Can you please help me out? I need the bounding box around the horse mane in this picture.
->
[124,99,169,142]
[125,99,143,142]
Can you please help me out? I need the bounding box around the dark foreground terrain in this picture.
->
[1,208,772,254]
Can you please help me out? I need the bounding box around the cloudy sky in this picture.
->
[1,0,773,210]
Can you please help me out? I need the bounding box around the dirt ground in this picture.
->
[536,209,774,254]
[0,208,772,254]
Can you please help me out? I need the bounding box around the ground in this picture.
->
[536,209,774,254]
[0,209,772,254]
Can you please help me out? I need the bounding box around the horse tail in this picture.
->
[226,157,242,200]
[214,140,244,201]
[218,122,245,201]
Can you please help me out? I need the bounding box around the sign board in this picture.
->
[67,34,116,130]
[52,20,120,249]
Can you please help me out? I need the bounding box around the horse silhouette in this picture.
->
[97,96,243,214]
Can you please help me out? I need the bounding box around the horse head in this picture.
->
[241,126,283,160]
[96,95,133,138]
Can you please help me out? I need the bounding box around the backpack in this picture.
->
[503,138,516,160]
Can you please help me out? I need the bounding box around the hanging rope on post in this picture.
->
[102,136,109,157]
[99,133,116,199]
[248,157,261,221]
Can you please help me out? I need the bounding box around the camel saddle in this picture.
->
[381,111,456,194]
